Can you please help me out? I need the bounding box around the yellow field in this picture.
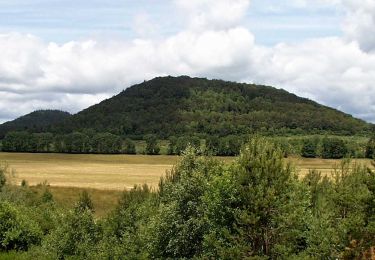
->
[0,152,179,190]
[1,152,372,217]
[0,152,373,190]
[287,156,373,177]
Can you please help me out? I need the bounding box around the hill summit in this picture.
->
[0,110,71,139]
[53,76,370,138]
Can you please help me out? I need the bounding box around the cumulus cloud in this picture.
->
[0,0,374,124]
[341,0,375,52]
[174,0,250,31]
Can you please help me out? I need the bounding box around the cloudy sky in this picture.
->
[0,0,374,123]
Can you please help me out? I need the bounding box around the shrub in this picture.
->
[0,202,42,251]
[145,135,160,155]
[301,138,319,158]
[322,138,348,159]
[365,136,375,159]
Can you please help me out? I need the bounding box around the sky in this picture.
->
[0,0,374,123]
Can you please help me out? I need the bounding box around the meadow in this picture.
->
[0,152,373,217]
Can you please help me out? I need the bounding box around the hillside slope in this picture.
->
[0,110,71,138]
[54,76,370,138]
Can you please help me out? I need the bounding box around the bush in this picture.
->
[42,206,100,259]
[365,136,375,159]
[301,138,318,158]
[0,202,43,251]
[145,135,160,155]
[322,137,348,159]
[123,138,136,154]
[0,165,6,191]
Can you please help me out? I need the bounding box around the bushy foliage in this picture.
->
[149,147,223,258]
[167,136,201,155]
[94,185,156,259]
[0,165,6,191]
[365,135,375,158]
[145,135,160,155]
[41,203,99,259]
[0,202,43,251]
[203,137,310,258]
[1,137,375,259]
[301,138,319,158]
[322,137,348,159]
[123,138,136,154]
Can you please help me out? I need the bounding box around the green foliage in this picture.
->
[365,135,375,158]
[0,202,43,251]
[95,185,156,259]
[0,165,6,191]
[303,162,375,259]
[203,137,310,258]
[75,191,94,213]
[322,137,348,159]
[217,135,243,156]
[63,132,90,153]
[42,206,100,259]
[37,76,370,139]
[0,110,70,139]
[168,136,201,155]
[123,138,136,154]
[91,132,122,154]
[149,147,223,258]
[1,137,375,259]
[301,138,319,158]
[145,135,160,155]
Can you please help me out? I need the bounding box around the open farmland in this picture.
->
[0,152,373,190]
[0,152,178,190]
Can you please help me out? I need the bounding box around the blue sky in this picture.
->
[0,0,374,123]
[0,0,343,44]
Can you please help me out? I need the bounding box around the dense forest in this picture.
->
[0,76,371,140]
[2,130,375,159]
[56,76,371,138]
[1,137,374,259]
[0,110,71,139]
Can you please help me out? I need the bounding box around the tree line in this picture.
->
[0,137,374,259]
[300,136,375,159]
[2,130,375,159]
[1,131,136,154]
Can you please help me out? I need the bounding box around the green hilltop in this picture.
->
[0,110,71,139]
[53,76,371,138]
[0,76,371,139]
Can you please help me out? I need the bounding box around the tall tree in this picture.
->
[145,135,160,155]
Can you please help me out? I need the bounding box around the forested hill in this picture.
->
[0,110,71,138]
[51,76,370,138]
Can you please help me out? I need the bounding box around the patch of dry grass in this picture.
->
[0,152,178,190]
[1,152,373,217]
[30,186,123,217]
[287,156,373,177]
[1,152,373,190]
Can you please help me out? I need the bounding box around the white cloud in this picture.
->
[174,0,250,31]
[341,0,375,52]
[0,1,375,124]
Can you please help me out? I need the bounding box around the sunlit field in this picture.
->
[1,152,373,217]
[0,152,178,190]
[1,152,373,190]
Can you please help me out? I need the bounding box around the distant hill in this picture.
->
[51,76,371,138]
[0,110,71,138]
